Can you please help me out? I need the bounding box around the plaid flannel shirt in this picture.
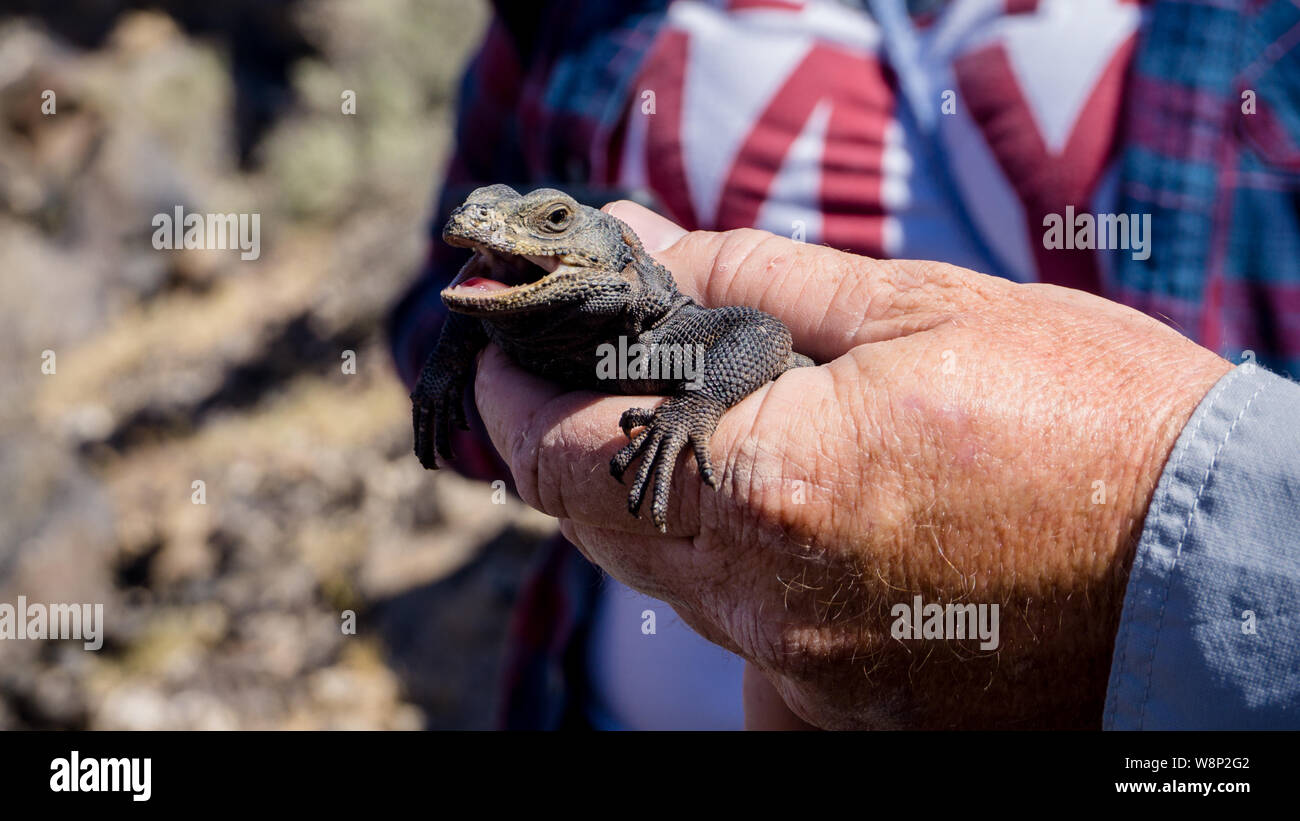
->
[387,0,1300,729]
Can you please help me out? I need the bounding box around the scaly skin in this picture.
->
[411,184,813,531]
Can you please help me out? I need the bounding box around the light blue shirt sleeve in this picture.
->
[1104,364,1300,730]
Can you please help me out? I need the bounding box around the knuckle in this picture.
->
[505,422,545,512]
[706,228,779,301]
[532,421,576,520]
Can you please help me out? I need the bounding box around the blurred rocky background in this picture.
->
[0,0,559,729]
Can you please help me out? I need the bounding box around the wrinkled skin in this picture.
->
[473,201,1232,730]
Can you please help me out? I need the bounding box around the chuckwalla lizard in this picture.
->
[411,184,812,532]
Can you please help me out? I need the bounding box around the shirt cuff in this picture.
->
[1104,364,1300,729]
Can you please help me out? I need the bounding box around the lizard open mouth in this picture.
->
[442,246,564,297]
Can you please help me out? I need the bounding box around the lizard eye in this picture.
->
[542,205,572,231]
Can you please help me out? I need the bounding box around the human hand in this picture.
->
[474,202,1232,729]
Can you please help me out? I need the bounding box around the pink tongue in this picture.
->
[454,276,510,293]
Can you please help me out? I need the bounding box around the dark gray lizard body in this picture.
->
[411,184,812,531]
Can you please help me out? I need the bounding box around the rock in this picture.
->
[0,0,554,731]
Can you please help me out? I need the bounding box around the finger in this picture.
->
[558,517,696,609]
[477,339,844,536]
[472,344,574,518]
[559,519,759,658]
[603,200,685,252]
[604,200,974,362]
[476,344,706,535]
[743,663,819,730]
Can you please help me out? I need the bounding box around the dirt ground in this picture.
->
[0,0,559,729]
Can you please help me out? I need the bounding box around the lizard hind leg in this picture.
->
[610,395,726,532]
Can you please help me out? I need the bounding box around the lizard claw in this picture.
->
[411,397,442,469]
[619,408,655,440]
[412,390,458,469]
[609,427,650,483]
[610,396,725,531]
[411,370,468,470]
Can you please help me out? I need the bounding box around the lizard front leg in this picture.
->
[610,305,805,531]
[411,311,488,469]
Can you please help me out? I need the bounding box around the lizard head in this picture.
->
[439,184,636,316]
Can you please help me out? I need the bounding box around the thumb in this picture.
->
[604,200,972,362]
[601,199,685,252]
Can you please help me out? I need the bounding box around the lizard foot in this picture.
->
[411,373,469,470]
[610,396,725,532]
